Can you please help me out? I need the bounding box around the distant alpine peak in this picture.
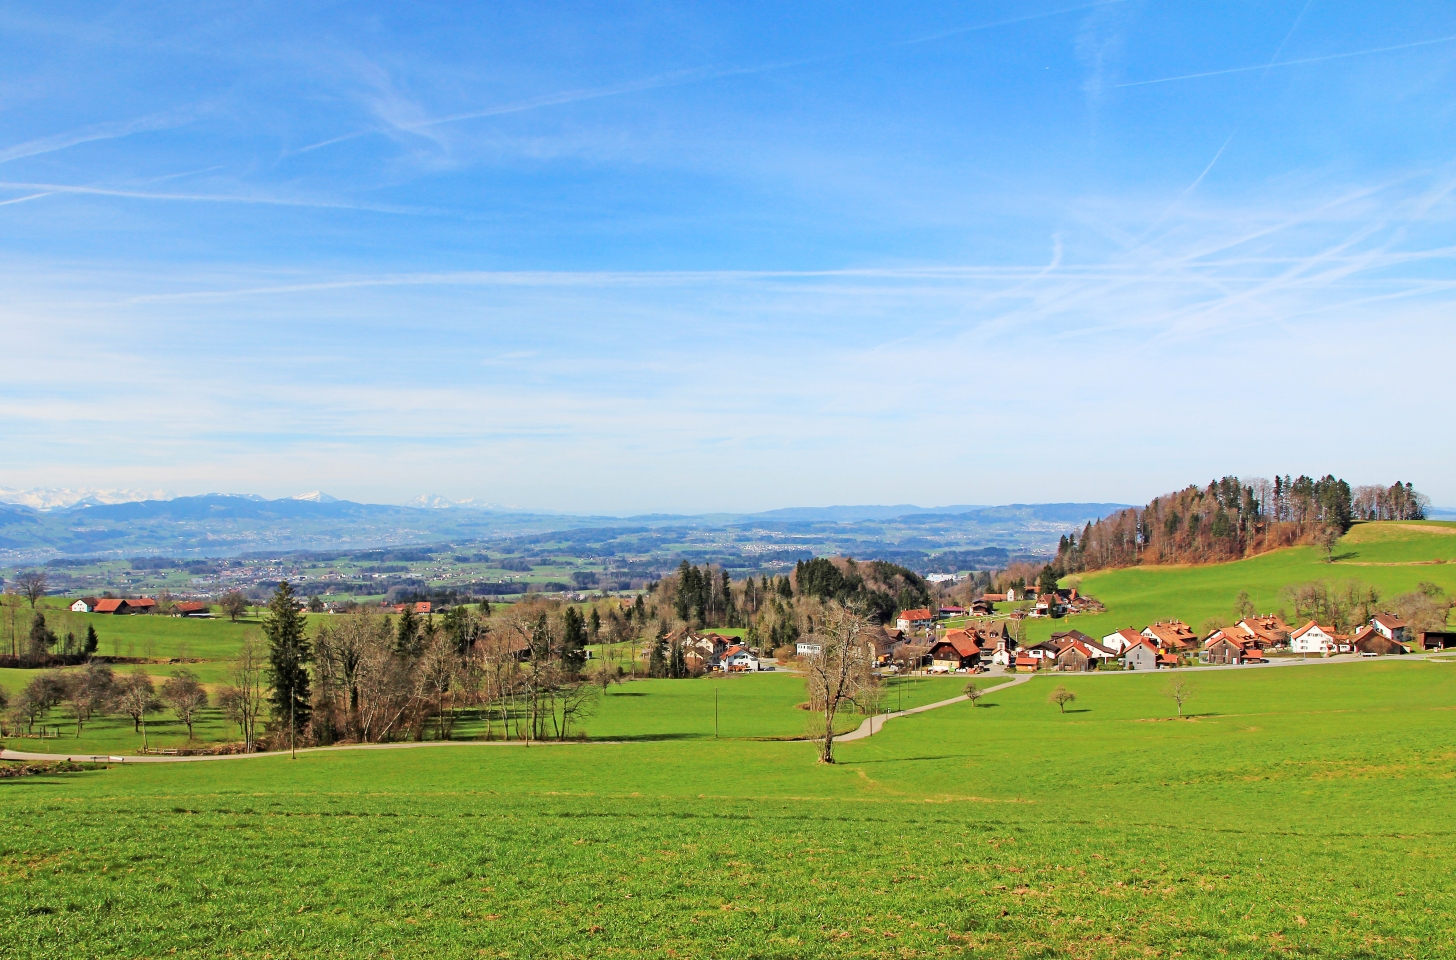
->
[0,486,175,511]
[291,491,340,504]
[405,494,512,511]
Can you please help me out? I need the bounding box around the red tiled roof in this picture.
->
[93,599,127,613]
[898,608,933,622]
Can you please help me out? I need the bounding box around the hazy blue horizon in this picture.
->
[3,2,1453,512]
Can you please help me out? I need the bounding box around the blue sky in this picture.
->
[1,1,1453,513]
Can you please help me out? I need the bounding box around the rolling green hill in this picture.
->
[1033,521,1456,642]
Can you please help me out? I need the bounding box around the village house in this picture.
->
[1142,621,1197,652]
[928,629,982,672]
[795,637,822,657]
[969,598,996,616]
[1350,625,1408,657]
[172,601,210,617]
[1121,638,1163,671]
[1290,621,1345,654]
[1014,652,1040,671]
[1236,615,1291,648]
[680,631,733,662]
[1369,614,1410,645]
[92,597,157,615]
[1052,639,1100,672]
[1031,593,1066,618]
[861,625,900,664]
[719,645,765,671]
[938,605,967,619]
[980,592,1007,604]
[70,597,100,613]
[1204,632,1255,665]
[1101,627,1143,654]
[895,608,935,632]
[389,601,432,614]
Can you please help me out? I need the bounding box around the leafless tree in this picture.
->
[112,671,161,750]
[63,663,114,737]
[416,630,460,741]
[229,633,265,750]
[161,670,208,739]
[1048,685,1076,714]
[218,590,249,623]
[1164,676,1194,718]
[803,603,872,764]
[314,607,392,740]
[16,571,48,609]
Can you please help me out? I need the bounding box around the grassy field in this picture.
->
[1029,521,1456,643]
[2,660,1453,958]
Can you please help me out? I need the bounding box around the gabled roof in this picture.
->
[129,597,157,608]
[1371,614,1407,630]
[1290,620,1335,640]
[933,629,981,658]
[93,598,128,613]
[174,601,208,613]
[1122,637,1160,657]
[897,608,933,622]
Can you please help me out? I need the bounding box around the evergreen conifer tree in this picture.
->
[395,605,420,658]
[84,624,99,655]
[562,607,587,673]
[263,581,312,729]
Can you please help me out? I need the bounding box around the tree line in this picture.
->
[1053,475,1427,573]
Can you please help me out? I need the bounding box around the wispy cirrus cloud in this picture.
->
[0,111,193,164]
[1118,33,1456,87]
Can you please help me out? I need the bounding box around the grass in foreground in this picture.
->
[1,660,1453,958]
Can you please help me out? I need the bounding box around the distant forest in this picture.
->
[1053,477,1428,573]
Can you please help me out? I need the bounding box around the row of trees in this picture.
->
[4,663,208,746]
[1055,476,1426,573]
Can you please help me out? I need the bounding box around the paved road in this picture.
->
[837,673,1033,742]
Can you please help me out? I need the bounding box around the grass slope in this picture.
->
[2,662,1453,958]
[1032,521,1456,643]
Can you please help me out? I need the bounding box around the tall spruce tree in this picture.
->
[263,581,311,729]
[395,605,421,659]
[562,607,588,673]
[84,624,99,655]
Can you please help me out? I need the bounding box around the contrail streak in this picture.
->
[1117,34,1456,87]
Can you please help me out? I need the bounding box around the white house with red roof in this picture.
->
[895,608,934,632]
[1101,628,1142,654]
[1290,621,1344,654]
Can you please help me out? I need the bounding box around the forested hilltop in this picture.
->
[1054,477,1428,574]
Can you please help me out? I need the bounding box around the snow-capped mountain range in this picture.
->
[0,487,177,511]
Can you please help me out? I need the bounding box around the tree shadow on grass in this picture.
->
[840,754,964,765]
[589,733,705,742]
[1061,708,1092,714]
[607,691,648,697]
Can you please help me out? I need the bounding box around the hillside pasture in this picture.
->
[1,661,1453,958]
[1037,522,1456,644]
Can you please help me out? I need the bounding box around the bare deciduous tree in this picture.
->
[112,671,161,750]
[1164,676,1194,717]
[218,590,249,623]
[1048,685,1076,714]
[16,572,48,609]
[63,662,114,737]
[803,603,872,764]
[161,670,209,739]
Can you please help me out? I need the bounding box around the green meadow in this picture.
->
[3,660,1454,958]
[1029,520,1456,643]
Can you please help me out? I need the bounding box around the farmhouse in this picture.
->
[720,645,764,672]
[1369,614,1410,645]
[1204,633,1254,665]
[895,608,934,632]
[70,597,101,613]
[1031,593,1065,617]
[1142,621,1197,652]
[969,598,996,616]
[172,601,210,617]
[1351,625,1408,657]
[980,593,1007,604]
[1052,640,1099,672]
[928,629,981,671]
[1290,621,1343,654]
[390,601,432,614]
